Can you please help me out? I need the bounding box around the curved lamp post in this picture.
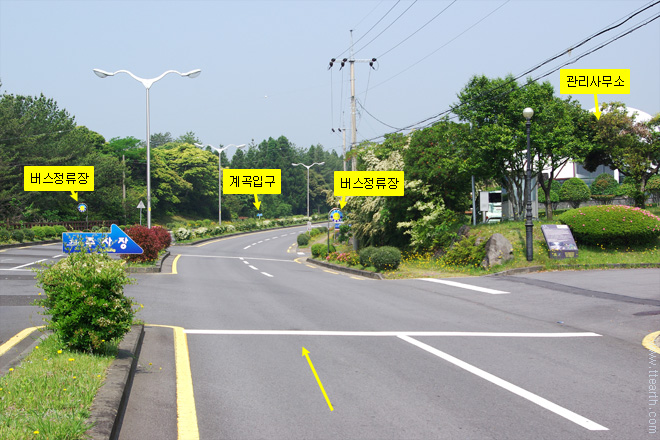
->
[523,107,534,261]
[93,68,201,228]
[292,162,325,229]
[195,143,246,225]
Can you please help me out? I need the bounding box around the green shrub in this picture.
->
[442,236,487,267]
[34,250,135,352]
[311,243,326,257]
[559,178,591,209]
[538,188,559,204]
[31,226,46,240]
[558,205,660,246]
[22,228,35,241]
[53,225,67,237]
[309,228,321,237]
[11,229,24,242]
[370,246,402,271]
[42,226,56,238]
[338,224,351,243]
[591,173,618,195]
[0,229,10,242]
[91,226,100,232]
[648,175,660,203]
[297,233,310,246]
[359,246,378,267]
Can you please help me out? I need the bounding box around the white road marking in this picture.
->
[252,243,257,246]
[281,234,287,237]
[243,261,250,265]
[258,241,263,244]
[272,236,278,240]
[239,257,244,260]
[397,335,608,431]
[243,245,251,249]
[10,258,48,270]
[297,252,304,255]
[52,254,64,258]
[264,238,270,241]
[418,278,509,294]
[248,265,258,270]
[183,330,601,337]
[261,272,274,278]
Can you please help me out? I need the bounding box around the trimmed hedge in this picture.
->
[124,225,170,262]
[371,246,402,271]
[559,177,591,209]
[359,246,378,267]
[558,205,660,246]
[297,233,310,246]
[311,243,335,259]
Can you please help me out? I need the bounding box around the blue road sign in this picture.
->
[62,224,143,254]
[329,208,343,223]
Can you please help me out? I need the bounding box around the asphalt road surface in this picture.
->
[115,226,660,440]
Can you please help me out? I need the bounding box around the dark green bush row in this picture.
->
[441,236,487,267]
[359,246,402,271]
[0,225,67,243]
[558,205,660,246]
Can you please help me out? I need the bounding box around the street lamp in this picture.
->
[292,162,325,229]
[93,68,201,228]
[195,143,246,225]
[523,107,534,261]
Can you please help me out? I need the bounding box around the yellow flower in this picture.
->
[73,376,77,379]
[68,358,74,362]
[63,388,67,391]
[35,346,39,349]
[57,350,62,354]
[8,368,13,372]
[34,430,39,434]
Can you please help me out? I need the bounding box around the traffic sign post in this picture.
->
[137,200,145,225]
[63,224,143,254]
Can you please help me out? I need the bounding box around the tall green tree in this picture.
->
[585,102,660,208]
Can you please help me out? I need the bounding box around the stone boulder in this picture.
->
[481,233,513,269]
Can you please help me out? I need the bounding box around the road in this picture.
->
[114,226,660,440]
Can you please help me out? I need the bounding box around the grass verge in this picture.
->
[0,334,117,440]
[310,220,660,279]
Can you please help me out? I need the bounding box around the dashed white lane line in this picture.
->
[264,238,270,241]
[248,265,259,270]
[243,261,250,265]
[297,252,304,255]
[272,236,278,240]
[258,241,263,244]
[280,234,287,237]
[397,335,608,431]
[239,257,244,260]
[10,258,48,270]
[252,243,257,246]
[261,272,274,278]
[244,245,251,249]
[418,278,509,295]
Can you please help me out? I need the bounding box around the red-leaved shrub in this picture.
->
[123,225,170,262]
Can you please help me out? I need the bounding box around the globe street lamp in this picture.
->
[523,107,534,261]
[195,143,246,225]
[292,162,324,229]
[93,68,201,228]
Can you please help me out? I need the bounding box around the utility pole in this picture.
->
[331,127,347,171]
[328,30,376,172]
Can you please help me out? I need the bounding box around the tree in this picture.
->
[175,131,200,145]
[453,75,591,220]
[559,177,590,209]
[586,102,660,208]
[150,132,173,148]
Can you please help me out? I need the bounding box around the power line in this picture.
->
[334,1,401,60]
[365,0,510,94]
[353,0,418,56]
[359,8,660,142]
[357,99,403,130]
[377,0,458,59]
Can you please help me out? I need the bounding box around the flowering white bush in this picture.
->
[193,227,209,238]
[174,228,191,241]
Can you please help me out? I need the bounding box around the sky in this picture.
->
[1,0,658,159]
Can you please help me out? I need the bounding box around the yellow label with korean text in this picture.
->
[24,166,94,191]
[222,169,281,194]
[560,69,630,94]
[334,171,404,196]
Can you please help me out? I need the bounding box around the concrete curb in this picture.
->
[0,239,60,250]
[124,251,170,274]
[305,257,384,280]
[87,324,145,440]
[489,262,660,277]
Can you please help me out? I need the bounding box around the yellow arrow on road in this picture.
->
[302,347,333,411]
[253,194,261,210]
